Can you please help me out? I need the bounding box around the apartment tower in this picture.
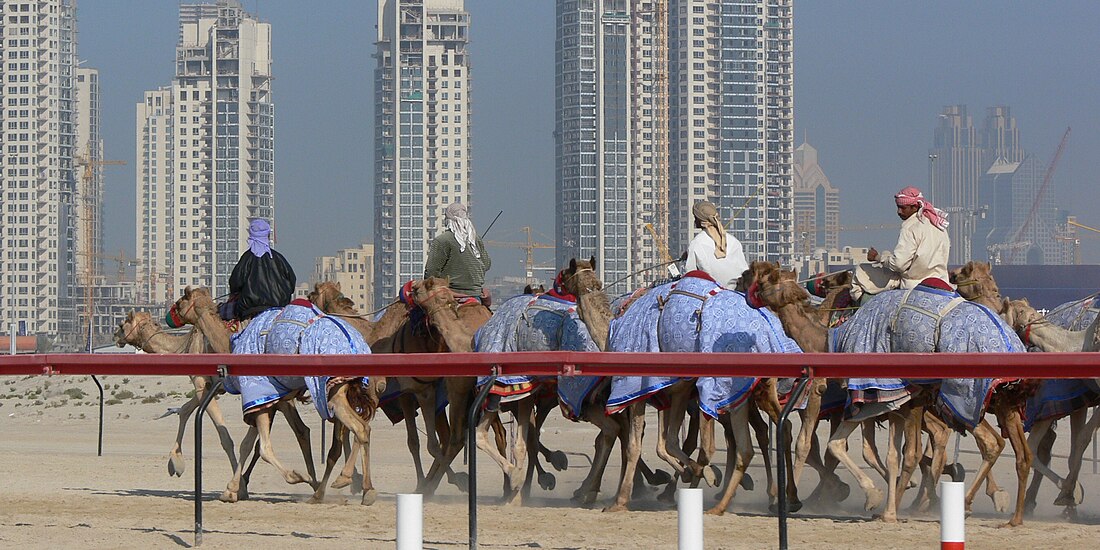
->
[136,0,274,304]
[374,0,472,305]
[0,0,81,336]
[313,243,375,313]
[556,1,794,285]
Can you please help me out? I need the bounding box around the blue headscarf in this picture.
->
[248,219,272,258]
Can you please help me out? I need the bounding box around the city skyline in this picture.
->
[67,1,1100,285]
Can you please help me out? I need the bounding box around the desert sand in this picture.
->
[2,373,1100,549]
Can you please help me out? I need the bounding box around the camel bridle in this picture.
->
[564,266,599,294]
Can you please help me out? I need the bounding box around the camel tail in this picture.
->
[344,379,379,423]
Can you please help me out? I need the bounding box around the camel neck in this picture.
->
[773,301,829,353]
[193,309,232,353]
[575,289,613,351]
[1025,321,1086,352]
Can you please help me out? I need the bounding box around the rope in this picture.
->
[325,299,401,319]
[604,258,680,291]
[795,268,853,286]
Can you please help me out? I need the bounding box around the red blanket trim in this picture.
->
[546,288,577,302]
[919,277,953,291]
[289,298,313,308]
[682,270,716,283]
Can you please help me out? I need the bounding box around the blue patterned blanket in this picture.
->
[474,293,601,419]
[830,286,1025,428]
[226,307,287,412]
[606,276,801,418]
[1024,295,1100,428]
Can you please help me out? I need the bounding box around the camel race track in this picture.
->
[4,366,1100,549]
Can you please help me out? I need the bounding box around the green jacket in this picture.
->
[423,230,491,296]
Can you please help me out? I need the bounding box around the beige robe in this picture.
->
[853,212,951,299]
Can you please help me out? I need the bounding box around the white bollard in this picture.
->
[678,488,703,550]
[940,481,965,550]
[397,493,423,550]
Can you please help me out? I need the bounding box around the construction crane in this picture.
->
[74,150,126,349]
[1003,127,1071,264]
[484,226,555,285]
[1056,218,1100,264]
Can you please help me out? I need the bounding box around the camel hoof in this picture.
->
[538,472,556,491]
[1053,482,1085,506]
[331,474,353,489]
[992,490,1010,514]
[998,520,1022,528]
[449,472,470,493]
[602,503,628,513]
[657,486,677,504]
[767,500,802,514]
[168,454,185,477]
[548,450,569,471]
[361,489,377,506]
[308,493,325,504]
[879,514,898,524]
[705,506,726,516]
[739,472,754,491]
[571,490,599,505]
[864,487,884,511]
[944,462,966,483]
[703,464,722,488]
[649,469,673,486]
[219,491,239,503]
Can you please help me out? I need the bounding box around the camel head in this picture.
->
[1002,298,1044,335]
[172,286,218,325]
[746,263,805,311]
[408,277,474,352]
[115,310,156,347]
[736,260,781,292]
[309,281,345,312]
[561,256,602,297]
[951,261,1000,303]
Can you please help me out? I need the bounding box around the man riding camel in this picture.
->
[424,201,492,304]
[852,186,951,303]
[683,200,750,289]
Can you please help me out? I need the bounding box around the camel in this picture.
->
[169,287,325,503]
[748,262,1033,525]
[998,297,1100,516]
[565,259,804,515]
[952,261,1099,515]
[113,311,238,480]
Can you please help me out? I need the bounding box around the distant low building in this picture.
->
[793,246,870,280]
[313,243,375,312]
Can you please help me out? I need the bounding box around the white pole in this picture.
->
[940,481,965,550]
[397,493,423,550]
[677,488,703,550]
[9,323,15,355]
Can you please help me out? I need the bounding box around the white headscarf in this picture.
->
[445,202,480,258]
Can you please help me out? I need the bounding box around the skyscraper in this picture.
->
[374,0,472,306]
[792,141,839,256]
[313,242,375,313]
[555,1,792,287]
[136,0,274,303]
[0,0,80,336]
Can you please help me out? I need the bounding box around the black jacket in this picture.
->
[228,249,296,320]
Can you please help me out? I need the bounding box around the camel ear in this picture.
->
[569,258,577,271]
[589,255,596,269]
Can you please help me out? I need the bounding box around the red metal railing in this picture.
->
[2,351,1100,379]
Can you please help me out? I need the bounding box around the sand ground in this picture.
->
[2,374,1100,549]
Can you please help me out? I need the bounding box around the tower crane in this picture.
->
[484,226,555,285]
[73,149,126,349]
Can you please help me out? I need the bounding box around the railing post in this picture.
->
[91,374,104,456]
[194,368,225,547]
[468,373,496,550]
[776,373,811,550]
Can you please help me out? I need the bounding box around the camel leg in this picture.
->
[327,386,377,505]
[752,407,776,504]
[573,405,620,504]
[473,410,515,498]
[880,413,904,523]
[253,409,312,487]
[1025,418,1055,513]
[759,391,801,512]
[205,395,239,477]
[169,393,201,477]
[420,379,474,495]
[1053,407,1095,508]
[707,406,754,515]
[221,425,259,502]
[276,400,319,490]
[309,422,345,503]
[895,405,924,510]
[396,395,426,483]
[793,379,826,484]
[509,399,535,502]
[828,420,883,512]
[997,404,1031,527]
[964,419,1007,514]
[523,398,558,499]
[333,431,361,490]
[861,420,888,482]
[662,388,711,485]
[913,411,950,513]
[605,402,646,512]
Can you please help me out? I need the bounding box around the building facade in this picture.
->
[0,0,80,336]
[555,1,792,289]
[792,141,838,257]
[313,242,375,313]
[975,154,1072,265]
[136,0,274,304]
[375,0,472,306]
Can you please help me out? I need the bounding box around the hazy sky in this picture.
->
[79,1,1100,284]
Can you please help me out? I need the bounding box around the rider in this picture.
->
[852,186,951,303]
[424,201,492,305]
[225,218,297,321]
[683,200,749,289]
